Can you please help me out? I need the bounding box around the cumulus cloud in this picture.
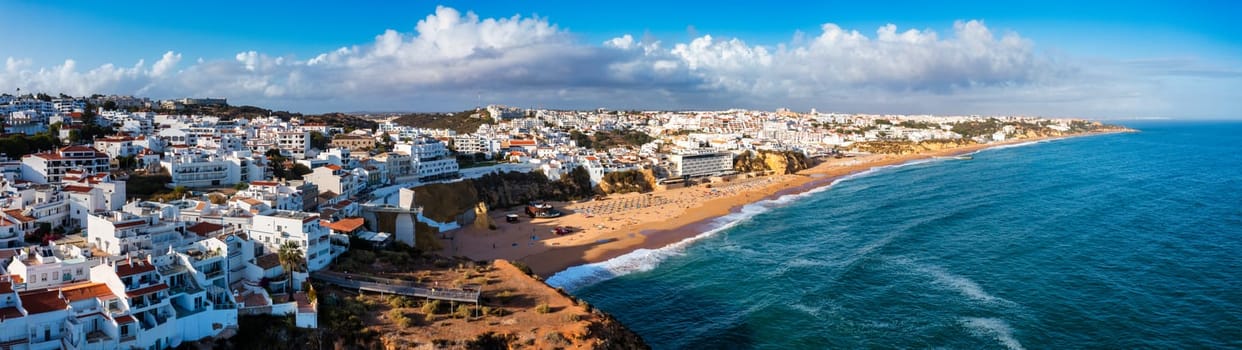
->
[0,6,1231,117]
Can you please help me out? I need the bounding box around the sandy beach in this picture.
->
[443,131,1128,277]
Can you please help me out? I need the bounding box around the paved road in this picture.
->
[311,271,480,303]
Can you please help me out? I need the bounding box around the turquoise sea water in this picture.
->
[550,122,1242,349]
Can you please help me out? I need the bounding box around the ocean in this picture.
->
[549,122,1242,349]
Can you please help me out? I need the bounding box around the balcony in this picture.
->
[86,331,112,344]
[204,269,224,280]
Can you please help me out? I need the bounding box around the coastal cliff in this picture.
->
[733,150,814,174]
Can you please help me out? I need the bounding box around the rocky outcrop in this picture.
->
[471,202,494,230]
[489,260,651,350]
[734,150,814,175]
[850,139,978,155]
[599,169,657,194]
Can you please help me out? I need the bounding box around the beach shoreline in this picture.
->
[444,130,1133,278]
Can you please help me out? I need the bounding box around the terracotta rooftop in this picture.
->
[323,217,365,233]
[115,259,155,277]
[2,210,35,223]
[0,306,22,320]
[19,289,68,314]
[254,253,282,270]
[186,222,226,237]
[63,185,94,193]
[114,314,137,324]
[61,283,116,302]
[125,283,168,298]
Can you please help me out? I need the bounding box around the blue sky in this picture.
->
[2,1,1239,118]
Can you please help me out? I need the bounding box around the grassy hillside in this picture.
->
[392,110,495,134]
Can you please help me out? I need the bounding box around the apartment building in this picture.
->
[303,165,363,200]
[6,243,96,291]
[667,152,734,178]
[86,203,188,257]
[235,181,304,211]
[276,131,309,159]
[20,146,111,184]
[161,149,264,188]
[329,134,375,151]
[395,138,459,182]
[247,211,333,272]
[93,135,144,159]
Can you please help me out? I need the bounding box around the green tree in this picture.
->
[569,130,593,149]
[308,131,330,150]
[290,164,313,179]
[115,155,137,170]
[277,241,305,294]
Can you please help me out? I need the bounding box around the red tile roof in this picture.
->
[61,283,116,302]
[63,185,94,193]
[19,289,68,314]
[60,145,95,153]
[115,260,155,277]
[2,210,35,223]
[254,254,281,270]
[0,275,14,294]
[323,217,364,233]
[113,220,146,229]
[186,222,225,237]
[113,314,137,324]
[0,306,22,320]
[125,283,168,298]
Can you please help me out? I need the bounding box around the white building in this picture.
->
[93,136,145,159]
[235,181,304,212]
[667,152,734,178]
[6,242,96,291]
[161,149,265,188]
[62,171,127,229]
[20,146,112,184]
[86,203,189,257]
[247,211,333,272]
[276,131,310,159]
[395,138,459,181]
[303,165,363,200]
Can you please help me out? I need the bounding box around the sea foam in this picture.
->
[546,158,944,291]
[962,317,1027,350]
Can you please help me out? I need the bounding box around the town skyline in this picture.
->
[2,1,1239,119]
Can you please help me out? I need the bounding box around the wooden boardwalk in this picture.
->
[310,271,480,303]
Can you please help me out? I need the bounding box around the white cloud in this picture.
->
[0,6,1235,118]
[151,51,181,77]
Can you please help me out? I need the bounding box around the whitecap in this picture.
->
[546,157,970,292]
[961,317,1026,350]
[886,258,1014,307]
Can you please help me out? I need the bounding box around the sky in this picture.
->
[2,1,1240,119]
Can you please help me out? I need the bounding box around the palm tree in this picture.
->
[277,241,305,294]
